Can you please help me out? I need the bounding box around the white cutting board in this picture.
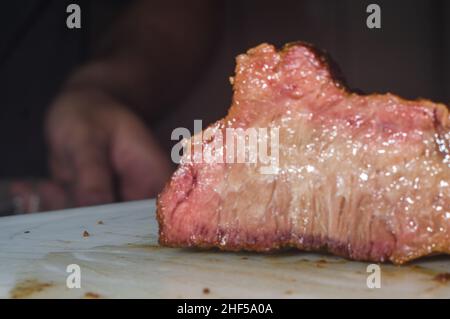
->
[0,200,449,298]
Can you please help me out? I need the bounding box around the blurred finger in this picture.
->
[112,116,171,200]
[71,143,115,206]
[7,180,69,213]
[50,150,74,184]
[37,181,71,211]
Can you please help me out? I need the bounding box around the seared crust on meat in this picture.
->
[157,42,449,264]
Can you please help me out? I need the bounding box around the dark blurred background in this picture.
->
[0,0,448,178]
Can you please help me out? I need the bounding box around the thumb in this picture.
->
[111,114,171,201]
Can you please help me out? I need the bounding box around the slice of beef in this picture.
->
[157,42,450,264]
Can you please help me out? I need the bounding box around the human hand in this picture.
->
[46,89,171,207]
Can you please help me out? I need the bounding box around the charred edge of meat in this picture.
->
[282,42,449,116]
[157,232,396,264]
[155,179,174,244]
[283,42,450,109]
[282,41,351,93]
